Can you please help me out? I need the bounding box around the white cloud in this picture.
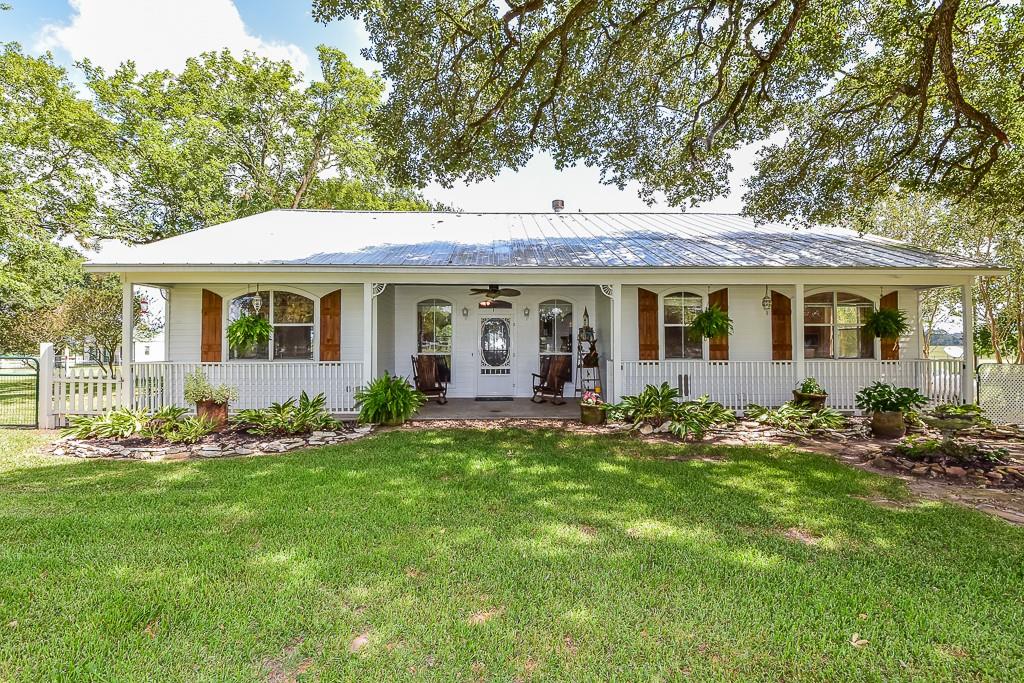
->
[36,0,309,74]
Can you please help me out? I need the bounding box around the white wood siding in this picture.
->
[165,284,364,362]
[392,285,598,398]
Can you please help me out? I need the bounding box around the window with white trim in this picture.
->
[228,290,314,360]
[804,291,874,359]
[417,299,453,372]
[664,291,703,359]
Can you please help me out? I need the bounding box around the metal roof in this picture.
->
[87,210,996,270]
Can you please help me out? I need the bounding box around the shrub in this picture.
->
[183,369,239,405]
[854,382,928,414]
[226,314,272,354]
[746,402,846,433]
[604,384,735,439]
[354,373,426,425]
[796,377,826,395]
[894,436,1007,468]
[931,403,989,422]
[232,392,341,435]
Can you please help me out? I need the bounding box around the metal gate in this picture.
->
[0,356,39,428]
[977,363,1024,425]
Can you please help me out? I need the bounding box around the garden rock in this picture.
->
[50,424,371,462]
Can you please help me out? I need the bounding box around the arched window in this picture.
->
[664,292,703,359]
[538,299,573,381]
[417,299,453,373]
[804,292,874,359]
[228,290,314,360]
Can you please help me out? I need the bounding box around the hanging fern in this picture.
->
[690,304,733,339]
[227,314,272,354]
[862,308,910,339]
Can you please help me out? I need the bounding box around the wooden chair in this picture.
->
[412,355,448,404]
[531,355,571,405]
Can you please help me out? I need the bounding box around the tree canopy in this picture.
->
[313,0,1022,223]
[1,41,436,352]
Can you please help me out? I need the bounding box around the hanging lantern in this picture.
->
[252,286,262,314]
[761,286,772,314]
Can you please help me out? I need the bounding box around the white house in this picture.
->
[84,209,1003,416]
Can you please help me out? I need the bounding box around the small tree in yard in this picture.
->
[3,276,162,374]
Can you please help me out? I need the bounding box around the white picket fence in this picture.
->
[51,365,124,422]
[619,359,963,412]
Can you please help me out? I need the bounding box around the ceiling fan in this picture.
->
[470,285,521,299]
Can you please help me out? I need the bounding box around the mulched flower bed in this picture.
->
[50,424,370,461]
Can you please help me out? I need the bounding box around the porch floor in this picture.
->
[414,397,580,420]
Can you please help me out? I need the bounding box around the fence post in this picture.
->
[37,343,55,429]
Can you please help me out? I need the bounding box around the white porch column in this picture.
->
[961,280,976,404]
[362,282,374,385]
[793,283,805,383]
[610,283,622,402]
[121,278,134,407]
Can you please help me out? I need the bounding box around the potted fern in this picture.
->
[183,369,238,430]
[862,308,910,352]
[227,314,272,355]
[690,304,733,339]
[354,372,426,425]
[793,377,828,411]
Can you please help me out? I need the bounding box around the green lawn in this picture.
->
[1,429,1022,681]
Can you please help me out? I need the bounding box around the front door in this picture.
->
[477,311,514,397]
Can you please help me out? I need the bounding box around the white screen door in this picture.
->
[477,312,513,397]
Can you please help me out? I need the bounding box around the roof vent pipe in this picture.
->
[552,199,565,213]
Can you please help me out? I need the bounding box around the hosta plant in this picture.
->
[854,382,928,414]
[354,373,426,425]
[746,402,846,434]
[232,392,341,436]
[603,384,735,439]
[164,416,219,444]
[64,408,152,439]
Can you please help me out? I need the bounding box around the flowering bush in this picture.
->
[581,390,603,406]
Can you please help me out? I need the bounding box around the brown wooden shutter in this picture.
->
[771,290,792,360]
[638,288,659,360]
[708,288,729,360]
[319,289,342,361]
[880,291,900,360]
[200,289,223,362]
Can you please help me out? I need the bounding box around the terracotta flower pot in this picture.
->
[871,410,906,439]
[196,400,229,430]
[580,404,606,425]
[793,390,828,412]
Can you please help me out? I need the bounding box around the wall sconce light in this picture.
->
[461,306,469,319]
[761,285,772,314]
[523,307,530,318]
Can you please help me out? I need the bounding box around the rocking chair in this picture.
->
[411,354,449,404]
[531,355,571,405]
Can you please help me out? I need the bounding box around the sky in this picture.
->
[2,0,755,213]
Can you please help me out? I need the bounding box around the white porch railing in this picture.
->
[131,362,364,414]
[619,359,963,412]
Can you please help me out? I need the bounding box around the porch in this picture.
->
[38,275,977,427]
[415,397,580,420]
